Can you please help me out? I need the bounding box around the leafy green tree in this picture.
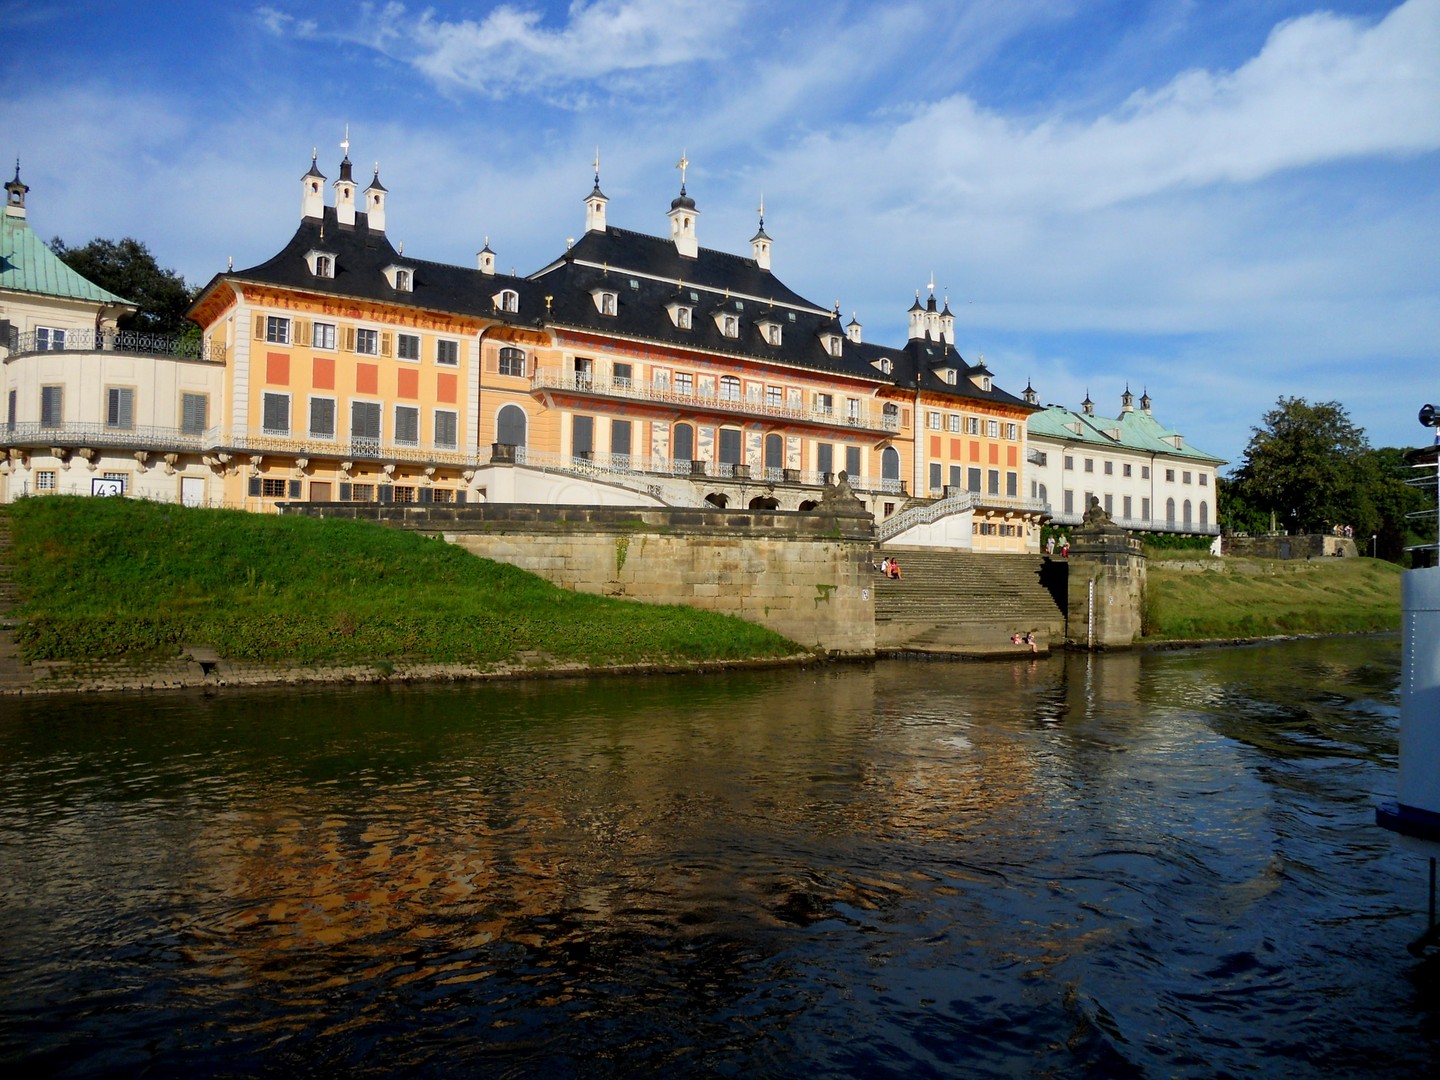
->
[1216,472,1270,535]
[48,236,195,334]
[1355,446,1431,562]
[1233,397,1370,535]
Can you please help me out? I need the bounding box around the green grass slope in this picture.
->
[6,497,801,666]
[1144,553,1401,640]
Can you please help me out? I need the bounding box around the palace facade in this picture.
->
[1025,386,1225,535]
[2,143,1063,550]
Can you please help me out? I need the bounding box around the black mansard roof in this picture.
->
[193,206,546,325]
[191,205,1033,411]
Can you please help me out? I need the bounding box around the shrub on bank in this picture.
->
[6,497,801,666]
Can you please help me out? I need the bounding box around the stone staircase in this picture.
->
[872,546,1067,656]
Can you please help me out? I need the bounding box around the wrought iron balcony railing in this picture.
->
[6,328,225,362]
[531,369,902,434]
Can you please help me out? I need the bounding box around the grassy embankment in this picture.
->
[6,497,802,667]
[1143,548,1402,641]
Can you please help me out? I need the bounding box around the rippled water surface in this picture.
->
[2,637,1438,1077]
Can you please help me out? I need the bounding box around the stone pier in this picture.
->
[1065,499,1147,650]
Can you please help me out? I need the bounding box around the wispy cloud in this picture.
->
[256,0,751,99]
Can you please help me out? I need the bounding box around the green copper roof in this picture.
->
[1028,402,1225,464]
[0,211,134,306]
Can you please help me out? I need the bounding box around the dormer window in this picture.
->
[822,333,843,358]
[667,303,693,330]
[383,264,413,292]
[758,318,782,347]
[875,357,893,375]
[716,312,739,338]
[591,289,618,316]
[495,289,519,313]
[970,372,991,391]
[305,249,336,278]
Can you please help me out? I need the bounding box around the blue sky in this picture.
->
[5,0,1437,465]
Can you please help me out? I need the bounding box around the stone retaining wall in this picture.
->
[285,500,877,656]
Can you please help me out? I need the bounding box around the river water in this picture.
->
[1,636,1437,1078]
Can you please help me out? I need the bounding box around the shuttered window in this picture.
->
[262,392,290,434]
[40,385,63,427]
[351,401,381,442]
[434,410,457,449]
[309,397,335,439]
[106,387,134,430]
[181,393,208,435]
[394,405,419,446]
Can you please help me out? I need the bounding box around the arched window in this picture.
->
[1038,484,1048,505]
[496,403,527,447]
[881,446,900,481]
[1199,501,1209,529]
[765,433,784,471]
[315,255,332,278]
[1183,500,1193,527]
[672,422,694,462]
[498,347,526,377]
[719,376,741,402]
[498,289,518,313]
[1166,497,1176,525]
[395,269,411,292]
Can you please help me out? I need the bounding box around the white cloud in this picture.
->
[257,0,752,99]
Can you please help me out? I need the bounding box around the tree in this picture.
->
[1233,397,1369,535]
[48,237,196,334]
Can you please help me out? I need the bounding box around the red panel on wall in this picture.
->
[312,356,334,390]
[437,372,458,404]
[397,369,419,399]
[356,363,378,395]
[266,353,289,385]
[1007,445,1018,467]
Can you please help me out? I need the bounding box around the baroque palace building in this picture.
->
[2,142,1049,550]
[1024,385,1225,536]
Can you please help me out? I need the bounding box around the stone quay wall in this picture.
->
[1223,533,1359,559]
[284,503,877,657]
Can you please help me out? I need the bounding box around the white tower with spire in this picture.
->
[584,149,608,233]
[751,197,772,271]
[365,165,387,233]
[301,150,325,220]
[667,151,699,259]
[335,127,357,227]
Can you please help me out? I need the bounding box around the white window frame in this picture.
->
[355,328,379,355]
[105,386,135,430]
[436,339,459,366]
[396,333,421,362]
[434,409,458,449]
[262,391,291,435]
[309,396,336,440]
[394,404,420,446]
[312,322,336,350]
[265,316,291,345]
[36,327,67,351]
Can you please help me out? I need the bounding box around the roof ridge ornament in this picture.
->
[676,150,689,193]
